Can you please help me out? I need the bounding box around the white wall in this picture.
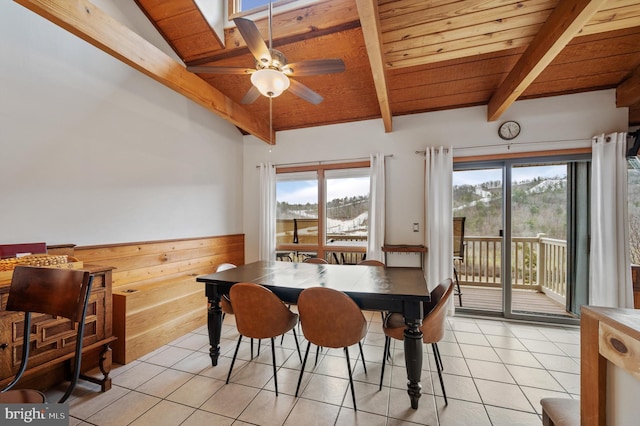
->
[0,1,244,246]
[243,90,628,262]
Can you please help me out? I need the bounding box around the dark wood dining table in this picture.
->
[196,260,431,409]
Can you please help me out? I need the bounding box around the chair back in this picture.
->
[303,258,328,264]
[229,283,297,339]
[453,217,466,261]
[216,264,237,314]
[421,278,454,344]
[216,263,237,272]
[7,266,92,323]
[4,266,93,403]
[357,260,385,266]
[297,287,367,348]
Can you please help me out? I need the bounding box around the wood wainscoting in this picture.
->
[75,235,244,364]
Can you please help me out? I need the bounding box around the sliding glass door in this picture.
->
[454,155,589,324]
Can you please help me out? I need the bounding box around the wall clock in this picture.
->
[498,121,521,140]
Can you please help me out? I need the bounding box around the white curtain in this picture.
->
[424,147,454,293]
[367,153,386,262]
[590,133,633,308]
[259,162,276,261]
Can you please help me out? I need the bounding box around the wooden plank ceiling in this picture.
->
[17,0,640,143]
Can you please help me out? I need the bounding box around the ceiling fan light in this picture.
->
[250,69,290,98]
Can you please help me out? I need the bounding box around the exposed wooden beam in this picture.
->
[617,65,640,108]
[487,0,608,121]
[14,0,273,144]
[355,0,392,132]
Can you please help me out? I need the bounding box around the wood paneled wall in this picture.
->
[75,235,244,364]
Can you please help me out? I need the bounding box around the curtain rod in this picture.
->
[415,138,592,154]
[256,154,394,168]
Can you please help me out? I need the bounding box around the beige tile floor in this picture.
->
[50,312,580,425]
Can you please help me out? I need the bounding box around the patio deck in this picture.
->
[455,285,575,318]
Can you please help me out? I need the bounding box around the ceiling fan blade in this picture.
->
[284,59,346,76]
[240,85,261,104]
[233,17,272,65]
[288,79,323,105]
[187,66,254,75]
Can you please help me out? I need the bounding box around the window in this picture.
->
[228,0,297,19]
[276,162,370,263]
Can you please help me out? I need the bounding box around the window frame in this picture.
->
[276,160,370,261]
[228,0,297,20]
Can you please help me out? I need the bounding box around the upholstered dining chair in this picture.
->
[295,287,368,410]
[357,259,387,321]
[216,263,266,356]
[0,266,93,404]
[216,263,237,321]
[226,283,301,396]
[379,278,454,405]
[357,259,385,266]
[303,257,328,264]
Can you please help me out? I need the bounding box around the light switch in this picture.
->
[413,223,419,232]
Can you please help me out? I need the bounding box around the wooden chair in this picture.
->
[0,266,93,403]
[379,278,454,404]
[295,287,368,410]
[453,217,465,306]
[226,283,301,396]
[303,257,328,264]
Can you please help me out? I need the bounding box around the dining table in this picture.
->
[196,260,431,409]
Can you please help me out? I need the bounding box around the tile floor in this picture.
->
[51,312,580,425]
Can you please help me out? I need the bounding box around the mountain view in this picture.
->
[454,175,568,240]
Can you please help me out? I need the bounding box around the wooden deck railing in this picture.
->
[456,234,567,302]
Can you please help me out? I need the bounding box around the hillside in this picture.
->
[454,176,567,239]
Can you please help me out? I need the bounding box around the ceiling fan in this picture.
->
[187,3,345,105]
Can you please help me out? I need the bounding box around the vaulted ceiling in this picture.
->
[15,0,640,144]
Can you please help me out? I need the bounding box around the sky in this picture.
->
[277,177,369,204]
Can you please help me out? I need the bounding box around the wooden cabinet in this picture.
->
[0,264,116,392]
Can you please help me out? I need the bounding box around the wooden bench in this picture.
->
[75,235,244,364]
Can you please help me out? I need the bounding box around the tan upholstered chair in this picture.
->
[379,278,454,404]
[216,263,237,319]
[226,283,300,396]
[0,266,93,403]
[357,259,387,320]
[357,259,385,266]
[303,257,328,264]
[295,287,368,410]
[540,398,580,426]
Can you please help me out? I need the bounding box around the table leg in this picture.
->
[404,318,423,409]
[207,293,223,366]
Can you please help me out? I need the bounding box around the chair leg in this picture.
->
[432,343,447,405]
[270,337,278,396]
[227,335,243,384]
[344,347,357,411]
[433,343,444,372]
[358,341,367,374]
[292,329,302,363]
[453,265,463,307]
[379,336,390,391]
[295,342,312,397]
[250,339,260,359]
